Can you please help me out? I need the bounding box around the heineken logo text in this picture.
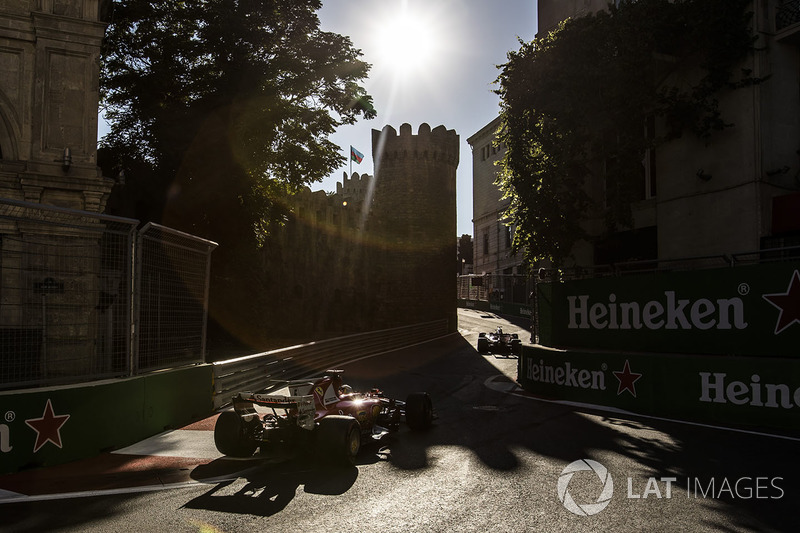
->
[568,292,747,331]
[526,359,606,390]
[699,373,800,409]
[0,423,10,453]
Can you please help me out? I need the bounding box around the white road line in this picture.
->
[0,480,214,504]
[112,428,222,459]
[0,470,254,505]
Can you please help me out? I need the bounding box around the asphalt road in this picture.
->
[2,308,799,532]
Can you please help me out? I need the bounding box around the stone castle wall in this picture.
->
[368,123,459,329]
[261,123,459,338]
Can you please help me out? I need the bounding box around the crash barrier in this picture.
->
[0,364,213,474]
[457,245,800,344]
[0,199,216,391]
[518,254,800,436]
[0,320,451,473]
[536,260,800,357]
[212,319,450,409]
[517,345,800,436]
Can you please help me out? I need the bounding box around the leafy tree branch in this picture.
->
[496,0,760,269]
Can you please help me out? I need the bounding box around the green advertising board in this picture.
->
[0,365,213,473]
[518,345,800,434]
[541,262,800,357]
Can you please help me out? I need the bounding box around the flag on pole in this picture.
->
[350,146,364,164]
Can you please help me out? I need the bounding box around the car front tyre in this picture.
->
[405,392,433,430]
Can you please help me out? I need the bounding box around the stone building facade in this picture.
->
[0,0,112,209]
[0,1,113,381]
[468,116,523,279]
[497,0,800,269]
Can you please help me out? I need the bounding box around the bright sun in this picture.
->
[373,11,437,76]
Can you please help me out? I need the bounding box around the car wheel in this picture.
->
[405,392,433,430]
[316,415,361,465]
[477,338,489,353]
[214,411,258,457]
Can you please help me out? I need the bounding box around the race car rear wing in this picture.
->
[232,392,315,430]
[267,370,343,396]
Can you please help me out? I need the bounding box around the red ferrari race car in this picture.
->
[214,370,434,464]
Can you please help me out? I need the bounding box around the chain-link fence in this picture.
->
[135,223,216,373]
[0,199,216,391]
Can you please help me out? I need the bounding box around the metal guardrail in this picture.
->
[211,320,449,409]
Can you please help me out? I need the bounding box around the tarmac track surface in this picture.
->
[1,309,799,532]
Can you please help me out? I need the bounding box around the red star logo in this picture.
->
[25,399,70,453]
[613,360,642,398]
[763,270,800,335]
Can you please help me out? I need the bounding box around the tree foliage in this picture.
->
[495,0,758,268]
[101,0,375,243]
[100,0,376,350]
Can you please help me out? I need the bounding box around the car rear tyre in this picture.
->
[405,392,433,430]
[316,415,361,465]
[214,411,258,457]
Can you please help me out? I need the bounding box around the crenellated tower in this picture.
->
[368,123,459,330]
[336,171,374,207]
[255,122,459,340]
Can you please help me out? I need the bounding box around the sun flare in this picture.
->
[373,11,437,76]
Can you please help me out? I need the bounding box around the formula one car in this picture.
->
[477,327,522,355]
[214,370,434,464]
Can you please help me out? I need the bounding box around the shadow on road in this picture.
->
[184,443,392,516]
[185,459,365,516]
[339,330,800,532]
[186,313,798,530]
